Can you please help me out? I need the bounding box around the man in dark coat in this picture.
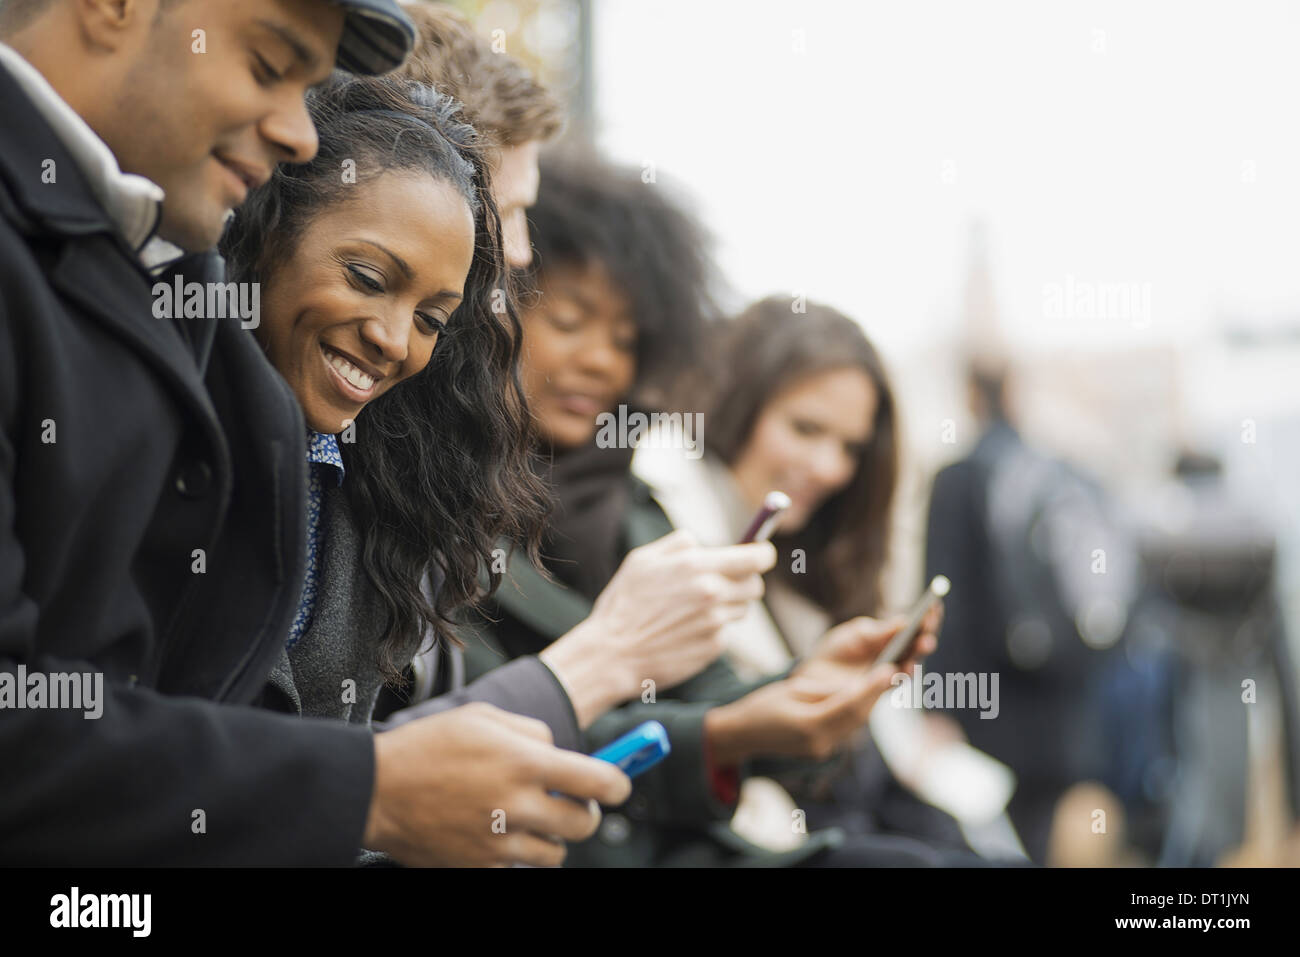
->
[0,0,626,866]
[923,368,1127,862]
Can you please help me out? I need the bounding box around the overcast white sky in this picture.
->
[592,0,1300,359]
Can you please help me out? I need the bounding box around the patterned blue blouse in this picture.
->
[285,431,346,649]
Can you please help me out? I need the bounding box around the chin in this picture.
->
[306,419,342,436]
[548,424,594,450]
[537,413,589,449]
[778,510,813,535]
[158,208,228,253]
[304,404,348,436]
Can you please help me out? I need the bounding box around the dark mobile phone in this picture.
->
[739,491,792,544]
[877,575,950,665]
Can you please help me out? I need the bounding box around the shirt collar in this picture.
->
[307,431,346,487]
[140,236,189,275]
[0,42,164,257]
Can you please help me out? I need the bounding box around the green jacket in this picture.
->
[457,476,844,867]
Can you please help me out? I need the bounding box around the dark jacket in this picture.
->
[0,66,373,865]
[924,421,1110,786]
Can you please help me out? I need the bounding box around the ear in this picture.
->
[74,0,152,51]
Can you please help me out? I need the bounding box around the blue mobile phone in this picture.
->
[590,720,670,778]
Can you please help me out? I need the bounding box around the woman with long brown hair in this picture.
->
[638,296,975,852]
[707,298,897,624]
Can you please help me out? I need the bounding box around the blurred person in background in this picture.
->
[923,364,1135,863]
[1133,450,1300,866]
[637,296,985,856]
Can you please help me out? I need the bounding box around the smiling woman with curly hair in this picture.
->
[221,71,550,719]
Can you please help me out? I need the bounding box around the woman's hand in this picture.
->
[540,530,777,727]
[703,605,944,766]
[795,604,943,689]
[704,666,894,765]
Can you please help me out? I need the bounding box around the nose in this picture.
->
[359,307,413,367]
[260,92,319,166]
[573,328,628,383]
[502,208,533,269]
[810,439,855,489]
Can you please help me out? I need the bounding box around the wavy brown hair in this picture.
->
[703,297,899,621]
[221,72,550,677]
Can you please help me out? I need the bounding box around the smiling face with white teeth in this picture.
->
[254,170,475,434]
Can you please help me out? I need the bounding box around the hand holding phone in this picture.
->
[590,720,670,778]
[876,575,950,665]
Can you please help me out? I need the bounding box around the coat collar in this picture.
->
[0,44,161,254]
[0,52,227,418]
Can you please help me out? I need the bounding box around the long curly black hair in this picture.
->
[221,72,550,677]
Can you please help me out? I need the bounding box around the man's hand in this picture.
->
[540,530,777,726]
[363,703,631,867]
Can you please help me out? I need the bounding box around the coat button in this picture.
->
[599,813,631,846]
[174,459,213,499]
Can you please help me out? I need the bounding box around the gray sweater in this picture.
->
[263,485,400,725]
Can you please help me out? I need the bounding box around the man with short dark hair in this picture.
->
[0,0,627,866]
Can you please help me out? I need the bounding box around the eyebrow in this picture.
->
[254,19,323,72]
[555,284,595,312]
[349,239,463,301]
[555,283,634,326]
[351,239,413,279]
